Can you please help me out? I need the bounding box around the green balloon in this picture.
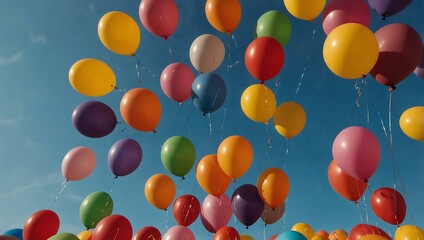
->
[256,10,292,46]
[79,191,113,229]
[161,136,196,177]
[48,233,79,240]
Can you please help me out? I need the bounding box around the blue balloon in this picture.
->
[2,228,22,240]
[191,73,227,114]
[276,230,308,240]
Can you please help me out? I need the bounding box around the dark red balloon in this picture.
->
[92,215,132,240]
[370,187,406,225]
[231,184,264,227]
[23,209,60,240]
[133,226,161,240]
[349,224,391,240]
[245,37,284,82]
[173,194,200,227]
[213,226,241,240]
[0,236,19,240]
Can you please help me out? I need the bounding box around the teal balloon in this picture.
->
[256,10,292,46]
[48,233,79,240]
[161,136,196,177]
[276,230,308,240]
[80,191,113,229]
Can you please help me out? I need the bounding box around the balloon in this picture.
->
[370,187,406,225]
[205,0,241,34]
[200,194,232,233]
[367,0,412,18]
[270,234,279,240]
[395,225,424,240]
[72,101,117,138]
[332,126,380,181]
[283,0,326,21]
[62,146,96,181]
[196,154,232,196]
[312,234,327,240]
[77,230,92,240]
[0,236,18,240]
[191,73,227,114]
[240,84,277,123]
[213,226,241,240]
[107,138,142,177]
[120,88,162,132]
[98,11,140,55]
[80,191,113,229]
[256,10,292,46]
[357,235,389,240]
[245,37,285,82]
[189,34,225,73]
[231,184,265,227]
[276,230,308,240]
[145,174,176,210]
[273,101,307,140]
[414,47,424,80]
[292,223,315,240]
[48,233,79,240]
[133,226,161,240]
[68,58,116,97]
[160,63,195,103]
[257,168,290,209]
[322,0,371,35]
[217,135,253,180]
[350,224,391,240]
[261,202,285,225]
[315,230,329,239]
[240,234,254,240]
[327,160,368,202]
[92,215,132,240]
[323,23,379,79]
[162,226,195,240]
[329,230,348,240]
[370,23,423,90]
[138,0,178,39]
[2,229,22,239]
[400,106,424,141]
[23,209,60,240]
[161,136,196,178]
[173,194,200,227]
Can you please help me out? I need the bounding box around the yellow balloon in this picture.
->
[217,135,253,180]
[399,106,424,141]
[241,84,276,123]
[312,235,328,240]
[77,229,92,240]
[98,11,140,55]
[357,235,390,240]
[323,23,379,79]
[240,234,254,240]
[283,0,326,21]
[329,230,348,240]
[144,174,176,210]
[274,101,306,140]
[395,225,424,240]
[69,58,116,97]
[292,222,315,240]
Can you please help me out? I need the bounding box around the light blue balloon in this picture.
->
[2,228,22,240]
[191,73,227,114]
[276,230,308,240]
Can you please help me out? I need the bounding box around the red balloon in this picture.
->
[213,226,241,240]
[133,226,161,240]
[370,188,406,225]
[92,215,132,240]
[269,234,279,240]
[173,194,201,227]
[23,209,60,240]
[349,224,391,240]
[245,37,284,82]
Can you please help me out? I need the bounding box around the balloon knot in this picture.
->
[179,102,183,106]
[246,226,249,229]
[182,176,185,180]
[203,113,206,116]
[164,36,168,40]
[233,178,236,183]
[131,53,136,57]
[361,74,366,79]
[164,208,167,211]
[354,201,358,204]
[382,14,388,20]
[114,176,118,179]
[309,19,314,23]
[364,179,368,183]
[389,85,396,91]
[260,81,265,85]
[86,228,89,231]
[153,129,157,133]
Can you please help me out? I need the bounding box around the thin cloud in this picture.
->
[0,116,21,126]
[0,51,23,66]
[29,31,47,44]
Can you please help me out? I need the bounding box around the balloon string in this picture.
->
[165,209,169,231]
[114,86,127,95]
[355,79,362,107]
[134,56,143,87]
[362,78,370,127]
[231,33,238,48]
[295,25,316,98]
[207,113,213,136]
[49,180,68,209]
[283,140,289,168]
[355,202,365,225]
[166,38,174,61]
[226,35,232,72]
[362,193,371,225]
[92,195,112,228]
[274,75,281,96]
[110,177,117,193]
[220,107,227,141]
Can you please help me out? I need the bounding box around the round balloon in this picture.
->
[205,0,241,34]
[1,229,22,240]
[62,146,96,181]
[77,229,92,240]
[80,191,113,229]
[261,202,285,225]
[395,225,424,240]
[92,215,132,240]
[217,135,253,180]
[231,184,264,227]
[273,101,306,140]
[138,0,178,39]
[276,230,308,240]
[200,194,232,233]
[329,230,348,240]
[189,34,225,73]
[145,174,176,210]
[196,154,232,196]
[133,226,161,240]
[370,187,406,225]
[400,106,424,141]
[213,226,241,240]
[240,84,277,123]
[191,73,227,114]
[350,224,391,240]
[315,230,329,239]
[108,138,142,177]
[240,234,254,240]
[173,194,200,227]
[161,136,196,178]
[160,62,195,103]
[292,223,315,240]
[256,10,292,46]
[283,0,326,21]
[162,225,195,240]
[257,168,290,209]
[23,209,60,240]
[368,0,412,18]
[48,233,79,240]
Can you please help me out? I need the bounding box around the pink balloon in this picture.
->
[200,194,232,233]
[322,0,371,35]
[332,126,380,181]
[138,0,178,39]
[162,225,195,240]
[62,146,96,181]
[160,63,195,103]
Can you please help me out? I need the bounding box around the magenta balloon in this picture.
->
[414,45,424,80]
[367,0,412,18]
[162,225,195,240]
[138,0,179,39]
[62,146,96,181]
[322,0,371,35]
[160,63,195,103]
[108,138,142,177]
[200,194,232,233]
[332,126,380,181]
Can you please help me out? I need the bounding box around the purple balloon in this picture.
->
[231,184,264,227]
[367,0,412,18]
[108,138,142,177]
[72,101,117,138]
[414,45,424,80]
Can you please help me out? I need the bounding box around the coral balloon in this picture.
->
[23,209,60,240]
[240,84,277,123]
[257,168,290,209]
[62,146,96,181]
[200,194,232,233]
[80,191,113,229]
[98,11,140,55]
[368,0,412,19]
[173,194,200,227]
[189,34,225,73]
[69,58,116,97]
[92,215,132,240]
[323,23,379,79]
[261,203,285,225]
[213,226,241,240]
[205,0,241,34]
[133,226,161,240]
[108,138,142,177]
[49,233,79,240]
[120,88,162,132]
[196,154,232,196]
[283,0,326,21]
[274,101,306,140]
[256,10,292,46]
[395,225,424,240]
[145,174,176,210]
[414,47,424,80]
[370,187,406,225]
[77,229,92,240]
[231,184,265,227]
[276,230,308,240]
[160,63,195,103]
[292,223,315,240]
[217,135,253,180]
[191,73,227,114]
[400,106,424,141]
[329,230,348,240]
[138,0,178,39]
[161,136,196,178]
[162,226,195,240]
[357,235,389,240]
[315,230,329,239]
[350,224,391,240]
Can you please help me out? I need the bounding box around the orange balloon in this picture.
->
[120,88,162,132]
[257,168,290,208]
[316,230,330,239]
[196,154,232,196]
[217,135,253,180]
[144,174,176,210]
[329,230,348,240]
[312,235,328,240]
[205,0,241,34]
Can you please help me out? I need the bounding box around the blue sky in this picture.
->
[0,0,423,239]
